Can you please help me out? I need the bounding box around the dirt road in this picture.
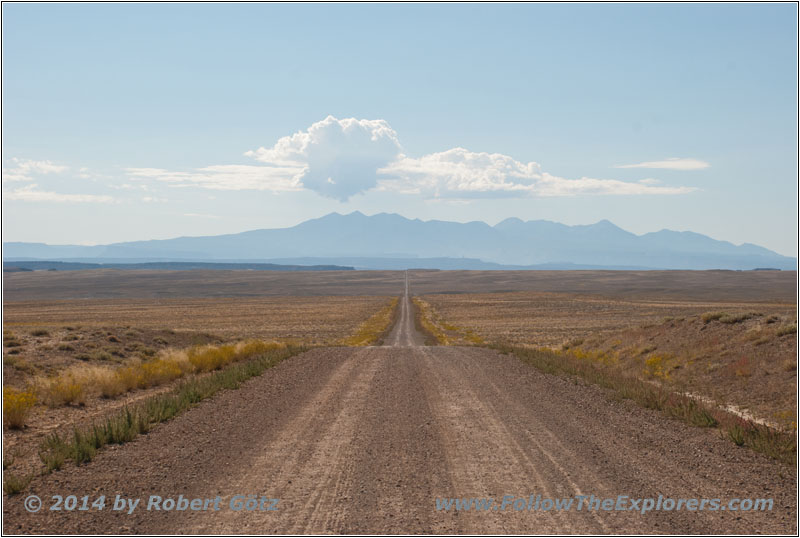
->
[3,286,796,534]
[385,271,425,347]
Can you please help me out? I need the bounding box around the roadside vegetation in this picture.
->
[495,344,795,465]
[412,297,484,346]
[338,298,399,346]
[5,340,288,428]
[412,297,442,345]
[8,343,303,493]
[3,387,37,429]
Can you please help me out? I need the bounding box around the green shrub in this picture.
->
[37,344,302,471]
[719,312,759,324]
[701,312,725,323]
[3,473,32,495]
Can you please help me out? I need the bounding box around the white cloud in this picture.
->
[535,173,694,196]
[3,158,68,182]
[110,183,150,191]
[379,148,542,196]
[125,117,696,200]
[245,115,402,201]
[614,157,710,170]
[378,148,695,198]
[183,213,221,219]
[126,165,303,192]
[3,184,115,203]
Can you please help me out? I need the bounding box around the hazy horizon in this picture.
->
[2,3,797,257]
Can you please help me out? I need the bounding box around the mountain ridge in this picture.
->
[3,212,795,271]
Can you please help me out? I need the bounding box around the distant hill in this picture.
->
[4,212,796,271]
[2,261,353,272]
[2,266,33,273]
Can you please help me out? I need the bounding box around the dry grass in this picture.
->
[4,296,391,340]
[88,367,127,398]
[564,312,798,430]
[777,324,797,337]
[338,298,399,346]
[412,297,484,346]
[3,295,392,391]
[423,291,795,349]
[412,297,449,345]
[25,340,291,408]
[5,339,306,482]
[33,343,304,486]
[39,375,86,407]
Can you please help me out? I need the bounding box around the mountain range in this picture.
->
[4,211,795,271]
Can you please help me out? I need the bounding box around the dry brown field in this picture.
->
[4,267,795,301]
[420,291,796,348]
[3,296,392,387]
[420,288,797,429]
[2,269,405,300]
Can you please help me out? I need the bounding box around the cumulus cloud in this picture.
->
[614,157,710,170]
[3,184,115,203]
[125,116,696,200]
[3,158,68,182]
[245,115,402,201]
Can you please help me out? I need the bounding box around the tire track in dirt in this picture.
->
[176,346,379,534]
[418,346,608,533]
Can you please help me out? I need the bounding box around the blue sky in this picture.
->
[2,3,797,256]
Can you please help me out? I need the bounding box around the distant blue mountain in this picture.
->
[3,212,796,270]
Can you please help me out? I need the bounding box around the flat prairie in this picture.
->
[2,269,404,300]
[407,269,795,302]
[3,296,392,388]
[421,291,796,348]
[4,268,795,300]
